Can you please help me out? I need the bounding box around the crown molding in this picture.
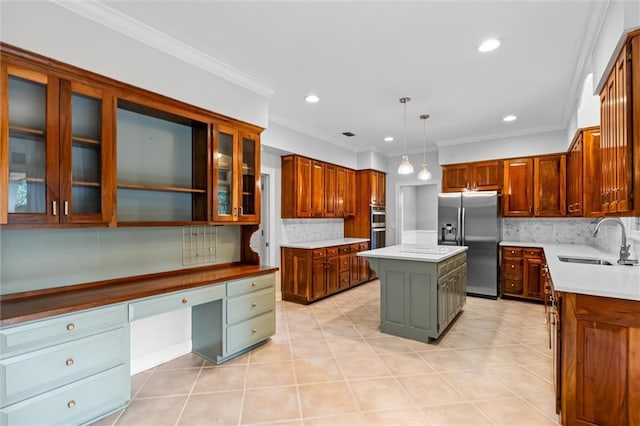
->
[51,0,275,97]
[435,124,566,148]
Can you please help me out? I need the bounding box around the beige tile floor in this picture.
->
[95,280,559,425]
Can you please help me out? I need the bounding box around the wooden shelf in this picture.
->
[73,181,100,188]
[9,125,45,141]
[118,182,206,194]
[72,136,100,145]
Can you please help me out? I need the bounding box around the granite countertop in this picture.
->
[500,241,640,301]
[280,238,370,249]
[358,244,468,263]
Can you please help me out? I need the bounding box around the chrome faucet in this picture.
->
[592,218,638,265]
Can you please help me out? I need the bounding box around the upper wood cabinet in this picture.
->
[503,155,566,217]
[281,154,357,219]
[1,62,116,226]
[442,160,502,193]
[367,170,386,206]
[568,126,603,217]
[213,124,260,224]
[599,32,639,215]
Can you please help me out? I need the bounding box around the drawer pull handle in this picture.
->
[182,298,188,304]
[66,358,74,366]
[252,328,257,333]
[252,302,257,307]
[66,323,75,331]
[251,282,256,288]
[67,400,76,409]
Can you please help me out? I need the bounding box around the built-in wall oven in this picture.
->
[370,206,386,249]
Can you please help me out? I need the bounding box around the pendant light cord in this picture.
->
[403,101,408,156]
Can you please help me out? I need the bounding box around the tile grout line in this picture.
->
[173,360,206,426]
[281,301,305,426]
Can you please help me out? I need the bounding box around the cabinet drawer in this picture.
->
[339,271,350,288]
[502,247,523,257]
[503,278,523,295]
[359,242,369,251]
[0,305,126,360]
[226,274,274,297]
[326,247,339,257]
[226,311,275,355]
[312,249,326,259]
[339,245,351,255]
[129,285,224,321]
[503,259,522,276]
[0,365,129,426]
[227,288,274,325]
[523,248,543,258]
[339,254,350,272]
[350,243,360,253]
[1,328,127,407]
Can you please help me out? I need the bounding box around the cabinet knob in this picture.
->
[251,282,256,288]
[511,265,515,269]
[67,400,76,409]
[66,358,74,367]
[252,302,257,308]
[66,323,75,331]
[182,298,188,304]
[252,328,257,333]
[511,250,515,254]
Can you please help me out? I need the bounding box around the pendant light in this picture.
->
[397,97,414,175]
[418,114,432,180]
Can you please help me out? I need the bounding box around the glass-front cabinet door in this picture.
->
[2,64,59,225]
[238,131,260,223]
[59,81,114,224]
[213,124,237,222]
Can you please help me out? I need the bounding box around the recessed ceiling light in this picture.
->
[305,94,319,103]
[478,38,501,53]
[384,136,394,142]
[503,115,517,122]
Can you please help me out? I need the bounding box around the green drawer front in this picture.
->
[0,305,127,360]
[1,327,127,408]
[226,274,274,297]
[226,311,275,355]
[0,364,129,426]
[227,288,275,325]
[128,284,225,321]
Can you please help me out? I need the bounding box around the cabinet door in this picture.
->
[345,169,356,217]
[237,130,260,223]
[369,171,379,205]
[534,154,566,217]
[213,125,237,222]
[583,129,604,217]
[612,51,631,213]
[324,164,337,217]
[311,161,325,217]
[2,64,60,225]
[326,255,339,294]
[567,135,583,216]
[376,172,386,206]
[295,156,312,217]
[503,158,533,216]
[523,254,543,299]
[59,81,115,225]
[442,164,470,192]
[350,253,360,285]
[311,257,327,300]
[472,160,502,191]
[335,167,346,217]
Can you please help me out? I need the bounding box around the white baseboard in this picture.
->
[130,340,192,375]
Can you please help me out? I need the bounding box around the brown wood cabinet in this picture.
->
[344,170,386,239]
[560,292,640,426]
[281,242,372,304]
[567,126,603,217]
[442,160,502,192]
[503,154,566,217]
[599,32,639,215]
[501,246,544,301]
[281,155,356,219]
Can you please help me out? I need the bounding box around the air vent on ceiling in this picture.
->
[342,131,356,137]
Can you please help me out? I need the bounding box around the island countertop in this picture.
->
[500,241,640,301]
[358,244,468,263]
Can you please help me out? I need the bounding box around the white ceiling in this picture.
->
[73,1,604,155]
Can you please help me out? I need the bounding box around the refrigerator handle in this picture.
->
[460,207,466,245]
[456,207,462,246]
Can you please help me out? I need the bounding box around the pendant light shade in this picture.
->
[397,97,414,175]
[418,114,432,181]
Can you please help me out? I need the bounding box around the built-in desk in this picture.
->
[0,264,278,426]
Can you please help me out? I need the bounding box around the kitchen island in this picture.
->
[359,244,468,342]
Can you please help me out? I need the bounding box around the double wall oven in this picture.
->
[370,206,386,249]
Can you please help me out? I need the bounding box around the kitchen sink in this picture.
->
[557,256,614,266]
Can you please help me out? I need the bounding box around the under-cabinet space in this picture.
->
[116,100,209,224]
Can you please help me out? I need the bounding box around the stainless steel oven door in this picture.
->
[370,207,386,228]
[371,227,386,249]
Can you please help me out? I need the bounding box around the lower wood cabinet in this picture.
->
[281,242,372,304]
[501,246,544,301]
[559,292,640,426]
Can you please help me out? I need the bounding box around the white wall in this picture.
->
[357,151,388,172]
[416,185,439,230]
[0,1,268,128]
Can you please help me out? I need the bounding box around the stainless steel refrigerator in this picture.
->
[438,191,500,298]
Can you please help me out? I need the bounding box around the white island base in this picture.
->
[359,245,468,342]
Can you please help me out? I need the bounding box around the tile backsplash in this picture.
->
[281,219,344,243]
